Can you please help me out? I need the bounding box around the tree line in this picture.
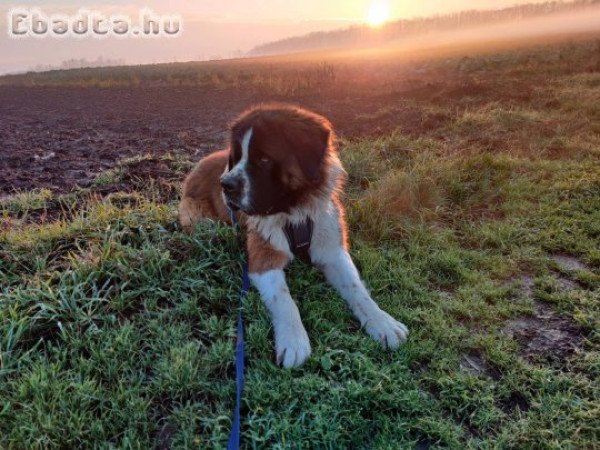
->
[249,0,600,56]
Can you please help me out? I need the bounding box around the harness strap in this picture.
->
[283,217,314,264]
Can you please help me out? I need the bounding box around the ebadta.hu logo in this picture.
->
[7,8,182,38]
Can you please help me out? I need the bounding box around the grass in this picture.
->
[0,60,338,96]
[1,41,600,449]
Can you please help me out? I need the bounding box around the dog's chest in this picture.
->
[248,200,342,262]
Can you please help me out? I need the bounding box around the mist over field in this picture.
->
[376,6,600,60]
[0,19,350,74]
[250,3,600,56]
[1,0,598,74]
[412,7,600,49]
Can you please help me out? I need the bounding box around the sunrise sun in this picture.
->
[367,2,390,27]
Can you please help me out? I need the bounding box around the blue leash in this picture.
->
[227,210,249,450]
[225,209,312,448]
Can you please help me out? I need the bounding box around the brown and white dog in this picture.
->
[179,104,408,368]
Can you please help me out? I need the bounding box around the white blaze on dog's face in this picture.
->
[219,105,332,216]
[220,127,253,211]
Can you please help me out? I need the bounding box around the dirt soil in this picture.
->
[502,275,584,363]
[0,85,245,194]
[503,301,584,363]
[0,79,453,194]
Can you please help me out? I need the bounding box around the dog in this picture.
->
[179,103,408,368]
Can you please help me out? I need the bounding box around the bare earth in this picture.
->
[0,83,419,193]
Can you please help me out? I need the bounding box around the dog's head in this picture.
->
[220,104,333,215]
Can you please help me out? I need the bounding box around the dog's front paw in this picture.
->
[364,310,409,349]
[274,324,311,368]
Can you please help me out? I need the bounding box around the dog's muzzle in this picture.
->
[220,174,243,210]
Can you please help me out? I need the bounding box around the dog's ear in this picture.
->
[283,117,331,184]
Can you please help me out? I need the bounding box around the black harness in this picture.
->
[283,217,314,264]
[222,165,314,263]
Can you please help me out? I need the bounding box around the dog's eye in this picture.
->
[259,156,271,165]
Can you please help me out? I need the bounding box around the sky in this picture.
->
[0,0,575,74]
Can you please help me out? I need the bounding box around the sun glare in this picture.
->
[367,2,390,28]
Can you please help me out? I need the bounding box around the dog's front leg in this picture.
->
[314,249,409,349]
[250,269,311,368]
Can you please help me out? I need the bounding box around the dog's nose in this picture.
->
[220,177,241,193]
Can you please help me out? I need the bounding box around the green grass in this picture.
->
[1,43,600,449]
